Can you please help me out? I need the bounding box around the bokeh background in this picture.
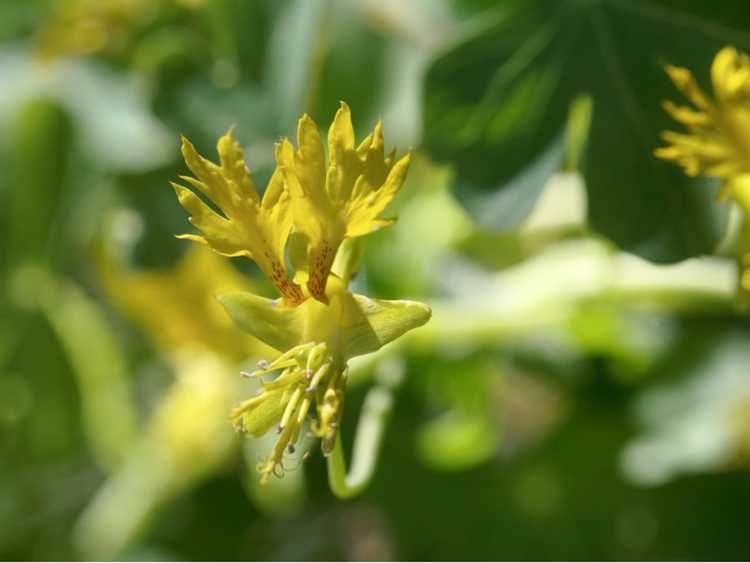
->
[3,0,750,560]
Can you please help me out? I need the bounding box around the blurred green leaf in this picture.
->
[416,410,498,471]
[0,51,175,172]
[313,5,387,128]
[43,281,138,471]
[423,0,749,261]
[459,172,587,269]
[622,333,750,486]
[7,98,72,267]
[364,155,472,296]
[266,0,327,130]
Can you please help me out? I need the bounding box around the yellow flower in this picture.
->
[82,238,268,556]
[170,103,429,484]
[172,132,305,305]
[655,46,750,211]
[276,102,412,303]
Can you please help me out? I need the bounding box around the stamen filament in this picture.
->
[307,362,331,392]
[280,386,303,429]
[296,397,312,426]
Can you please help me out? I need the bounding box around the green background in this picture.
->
[2,0,750,560]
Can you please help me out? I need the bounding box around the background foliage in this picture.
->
[2,0,750,560]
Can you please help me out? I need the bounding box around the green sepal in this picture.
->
[217,292,303,352]
[340,294,431,358]
[218,289,431,360]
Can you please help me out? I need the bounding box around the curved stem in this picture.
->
[327,381,397,499]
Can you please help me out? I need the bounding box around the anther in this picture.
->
[257,359,269,370]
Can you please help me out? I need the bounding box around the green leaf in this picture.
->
[43,281,138,471]
[422,0,749,261]
[416,410,498,472]
[7,99,72,267]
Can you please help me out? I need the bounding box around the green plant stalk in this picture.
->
[327,379,397,499]
[43,280,138,470]
[9,98,71,267]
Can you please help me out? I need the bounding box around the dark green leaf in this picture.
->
[422,0,749,261]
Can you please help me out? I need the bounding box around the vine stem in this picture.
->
[326,376,399,499]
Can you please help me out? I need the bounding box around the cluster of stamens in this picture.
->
[230,342,347,484]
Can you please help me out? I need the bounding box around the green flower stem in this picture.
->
[327,380,397,499]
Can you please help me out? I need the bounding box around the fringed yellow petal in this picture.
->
[661,101,709,127]
[328,101,355,166]
[217,129,259,205]
[279,102,410,302]
[174,131,304,305]
[297,114,326,188]
[345,152,411,237]
[664,65,712,110]
[172,182,251,257]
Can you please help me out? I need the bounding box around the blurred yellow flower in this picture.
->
[99,242,273,361]
[36,0,150,58]
[79,241,275,557]
[655,46,750,213]
[277,102,411,303]
[35,0,204,59]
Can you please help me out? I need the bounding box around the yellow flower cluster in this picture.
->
[656,46,750,213]
[173,103,411,305]
[275,105,411,302]
[171,103,430,482]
